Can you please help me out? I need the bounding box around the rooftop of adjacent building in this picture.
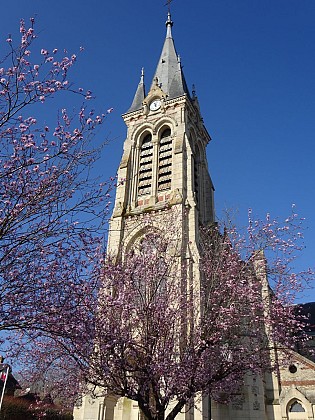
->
[297,302,315,334]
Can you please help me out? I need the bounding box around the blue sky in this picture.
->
[2,0,315,301]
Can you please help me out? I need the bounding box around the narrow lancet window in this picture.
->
[193,144,201,206]
[138,134,153,196]
[158,128,172,191]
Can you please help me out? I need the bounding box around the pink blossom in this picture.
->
[20,19,25,33]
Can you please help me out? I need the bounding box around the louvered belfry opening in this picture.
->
[158,128,172,192]
[138,133,153,196]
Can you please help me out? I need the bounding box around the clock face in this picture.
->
[150,99,161,111]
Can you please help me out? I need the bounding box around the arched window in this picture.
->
[289,401,305,412]
[138,133,153,196]
[158,128,172,191]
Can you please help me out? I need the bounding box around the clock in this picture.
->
[150,99,161,111]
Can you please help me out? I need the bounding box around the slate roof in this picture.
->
[127,68,146,113]
[127,13,190,113]
[150,13,190,100]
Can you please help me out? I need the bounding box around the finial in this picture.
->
[166,11,173,27]
[140,67,144,83]
[192,84,196,98]
[165,9,173,39]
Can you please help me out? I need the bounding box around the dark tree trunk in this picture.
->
[165,399,186,420]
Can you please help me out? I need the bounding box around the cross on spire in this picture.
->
[164,0,173,13]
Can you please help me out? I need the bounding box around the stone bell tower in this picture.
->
[75,11,315,420]
[107,12,215,259]
[74,11,215,420]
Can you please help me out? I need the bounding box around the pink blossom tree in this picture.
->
[2,19,313,420]
[0,18,112,341]
[14,210,313,420]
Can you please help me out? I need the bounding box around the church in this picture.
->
[74,11,315,420]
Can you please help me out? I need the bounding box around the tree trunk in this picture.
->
[165,399,186,420]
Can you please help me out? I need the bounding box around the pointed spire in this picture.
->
[128,68,146,113]
[150,12,190,100]
[126,13,191,113]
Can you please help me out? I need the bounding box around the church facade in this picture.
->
[74,12,315,420]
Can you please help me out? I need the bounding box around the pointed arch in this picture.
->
[130,122,154,144]
[280,387,313,420]
[289,401,305,412]
[124,225,163,258]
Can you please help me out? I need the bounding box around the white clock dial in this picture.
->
[150,99,161,111]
